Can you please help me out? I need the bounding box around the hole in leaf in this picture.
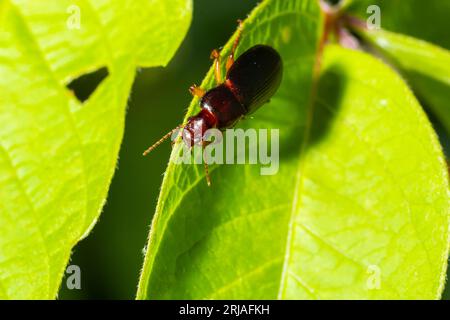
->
[67,67,109,102]
[323,0,341,5]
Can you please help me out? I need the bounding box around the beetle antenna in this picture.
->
[143,124,184,156]
[203,161,212,187]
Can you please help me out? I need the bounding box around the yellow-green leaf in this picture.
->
[357,28,450,136]
[0,0,191,299]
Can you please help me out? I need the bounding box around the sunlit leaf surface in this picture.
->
[357,29,450,136]
[0,0,191,299]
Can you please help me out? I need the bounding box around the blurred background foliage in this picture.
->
[59,0,450,299]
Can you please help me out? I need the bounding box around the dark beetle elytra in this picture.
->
[143,21,283,185]
[184,44,283,146]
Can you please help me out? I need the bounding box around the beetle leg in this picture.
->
[210,49,222,84]
[202,140,212,187]
[189,84,205,98]
[226,19,243,72]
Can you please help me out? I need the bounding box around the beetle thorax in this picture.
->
[182,109,217,147]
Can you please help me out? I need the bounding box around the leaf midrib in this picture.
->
[276,54,319,300]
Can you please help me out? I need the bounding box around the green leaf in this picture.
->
[137,0,323,299]
[346,0,450,50]
[0,0,191,299]
[356,28,450,136]
[137,0,449,299]
[297,46,448,299]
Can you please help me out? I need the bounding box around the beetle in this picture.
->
[143,21,283,186]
